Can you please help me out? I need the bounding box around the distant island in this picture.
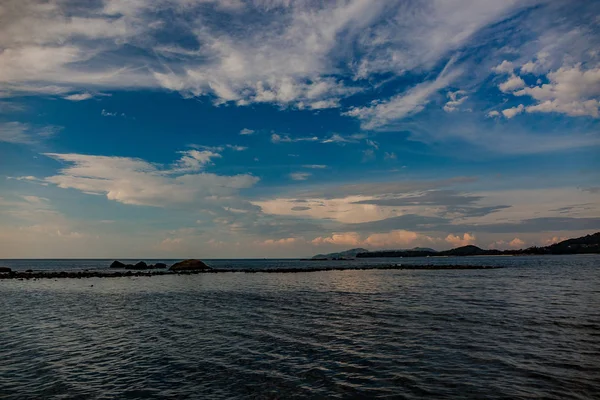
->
[311,232,600,259]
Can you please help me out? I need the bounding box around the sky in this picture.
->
[0,0,599,258]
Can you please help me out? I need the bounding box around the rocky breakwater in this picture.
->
[0,259,211,280]
[0,261,502,280]
[2,270,169,280]
[110,261,168,270]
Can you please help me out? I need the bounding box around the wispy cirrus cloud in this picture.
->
[289,172,311,181]
[0,121,60,144]
[345,63,463,130]
[0,0,546,113]
[271,133,319,144]
[302,165,327,169]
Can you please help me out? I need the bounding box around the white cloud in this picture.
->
[41,151,258,207]
[271,133,319,143]
[101,109,118,117]
[311,230,433,249]
[445,233,476,247]
[226,144,247,151]
[171,150,221,173]
[312,232,362,247]
[152,1,381,108]
[259,237,299,246]
[271,133,290,143]
[490,237,526,249]
[509,237,525,248]
[7,175,40,182]
[492,60,515,74]
[63,92,93,101]
[321,133,367,144]
[499,75,525,93]
[501,104,524,119]
[487,110,501,117]
[321,133,350,144]
[0,1,155,95]
[514,63,600,117]
[443,90,468,112]
[0,0,531,112]
[239,128,254,135]
[365,139,379,149]
[289,172,311,181]
[543,236,568,245]
[255,195,393,224]
[352,1,528,79]
[520,52,550,74]
[526,99,600,117]
[363,230,423,248]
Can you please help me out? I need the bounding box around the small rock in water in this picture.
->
[110,260,126,269]
[170,259,211,271]
[134,261,148,269]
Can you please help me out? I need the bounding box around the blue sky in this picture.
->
[1,0,599,258]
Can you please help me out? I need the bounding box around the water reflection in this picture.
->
[1,255,599,399]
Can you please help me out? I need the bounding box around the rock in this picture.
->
[153,263,167,269]
[110,260,127,269]
[0,267,11,273]
[170,259,211,271]
[25,269,33,273]
[133,261,148,269]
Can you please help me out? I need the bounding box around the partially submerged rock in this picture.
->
[0,267,12,273]
[110,260,127,269]
[170,259,211,271]
[133,261,148,270]
[154,263,167,269]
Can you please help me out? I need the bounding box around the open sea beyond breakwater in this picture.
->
[1,255,599,399]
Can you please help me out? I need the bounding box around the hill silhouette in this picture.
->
[311,248,369,260]
[318,232,600,258]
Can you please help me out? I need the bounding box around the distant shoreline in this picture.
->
[310,232,600,260]
[0,264,502,280]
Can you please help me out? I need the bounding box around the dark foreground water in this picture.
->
[1,255,599,399]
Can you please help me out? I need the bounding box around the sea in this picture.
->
[1,255,599,399]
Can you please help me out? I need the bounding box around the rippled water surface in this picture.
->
[1,255,599,399]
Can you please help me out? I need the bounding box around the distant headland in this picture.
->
[310,232,600,260]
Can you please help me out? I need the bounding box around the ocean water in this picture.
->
[1,255,599,399]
